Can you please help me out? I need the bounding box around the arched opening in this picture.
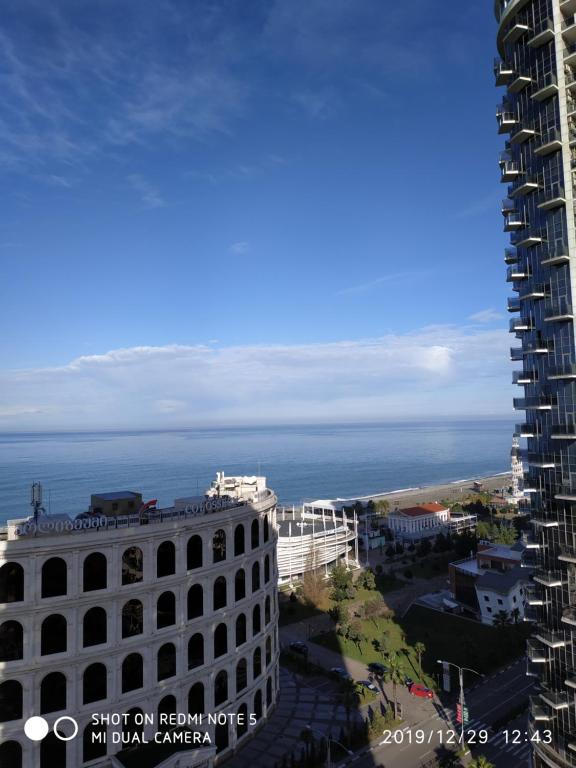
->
[83,607,107,647]
[187,584,203,619]
[236,613,246,647]
[40,732,66,768]
[123,708,143,740]
[213,576,227,610]
[40,672,66,714]
[234,524,245,556]
[0,741,22,768]
[266,676,273,707]
[158,695,176,733]
[212,529,226,563]
[215,721,229,754]
[236,658,247,693]
[0,680,22,721]
[237,702,248,739]
[41,614,67,655]
[266,636,272,666]
[188,682,204,716]
[235,569,246,601]
[253,647,262,678]
[122,600,143,638]
[0,562,24,603]
[157,591,176,629]
[83,722,106,762]
[83,663,107,704]
[188,633,204,669]
[252,604,261,635]
[187,535,203,570]
[121,546,143,585]
[214,670,228,706]
[264,554,270,583]
[252,561,260,592]
[254,689,263,720]
[157,642,176,680]
[122,653,143,693]
[41,557,67,598]
[214,623,227,658]
[251,519,259,549]
[263,515,269,542]
[83,552,107,591]
[156,541,176,578]
[265,595,271,625]
[0,620,22,661]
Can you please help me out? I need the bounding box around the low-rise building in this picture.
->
[387,503,476,544]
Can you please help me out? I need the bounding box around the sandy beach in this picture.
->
[362,473,512,509]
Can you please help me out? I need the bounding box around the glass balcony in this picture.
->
[541,242,569,266]
[559,546,576,564]
[527,639,548,662]
[504,211,527,231]
[505,247,518,264]
[565,675,576,690]
[532,73,557,101]
[494,58,515,86]
[510,347,523,361]
[497,110,518,134]
[530,514,559,528]
[509,318,533,332]
[530,695,554,721]
[535,626,569,646]
[500,160,520,182]
[554,483,576,499]
[510,72,533,93]
[506,266,528,282]
[562,608,576,627]
[533,571,564,588]
[538,184,566,211]
[518,284,547,300]
[521,549,539,567]
[512,229,545,247]
[524,606,540,623]
[534,128,562,155]
[512,369,536,383]
[548,364,576,379]
[529,18,554,47]
[540,687,569,710]
[523,453,556,468]
[511,122,536,144]
[504,22,531,44]
[502,197,516,215]
[550,425,576,439]
[562,15,576,43]
[510,176,539,196]
[544,298,573,321]
[507,297,521,312]
[513,397,554,410]
[516,421,541,437]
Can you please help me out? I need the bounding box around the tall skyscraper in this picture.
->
[496,1,576,766]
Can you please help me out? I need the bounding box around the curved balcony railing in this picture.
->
[509,317,533,332]
[505,247,518,263]
[508,297,521,312]
[512,369,536,383]
[513,397,555,410]
[547,364,576,379]
[544,298,573,320]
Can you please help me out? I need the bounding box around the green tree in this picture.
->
[493,610,512,628]
[414,641,426,674]
[385,652,404,719]
[348,619,365,650]
[362,596,386,627]
[469,756,495,768]
[357,570,376,591]
[374,499,390,516]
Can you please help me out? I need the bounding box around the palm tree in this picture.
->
[414,641,426,675]
[469,756,495,768]
[493,610,512,628]
[385,652,404,719]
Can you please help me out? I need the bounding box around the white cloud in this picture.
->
[0,325,513,429]
[468,308,504,323]
[126,174,166,209]
[229,241,250,255]
[336,272,427,296]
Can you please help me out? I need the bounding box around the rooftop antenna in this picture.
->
[30,482,45,525]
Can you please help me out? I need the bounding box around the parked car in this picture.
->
[409,684,434,699]
[357,679,378,691]
[367,662,387,676]
[289,641,308,656]
[330,667,352,681]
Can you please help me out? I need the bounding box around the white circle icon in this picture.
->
[24,716,49,741]
[53,716,79,741]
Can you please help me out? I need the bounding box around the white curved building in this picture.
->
[0,474,279,768]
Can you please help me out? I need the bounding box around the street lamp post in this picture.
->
[436,659,483,753]
[303,725,353,768]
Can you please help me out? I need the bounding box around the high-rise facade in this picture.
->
[495,1,576,766]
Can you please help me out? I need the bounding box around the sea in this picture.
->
[0,420,516,525]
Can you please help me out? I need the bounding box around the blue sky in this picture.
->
[0,0,515,428]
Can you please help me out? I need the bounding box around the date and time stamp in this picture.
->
[380,727,552,747]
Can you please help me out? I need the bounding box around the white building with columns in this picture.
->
[0,474,279,768]
[386,503,451,544]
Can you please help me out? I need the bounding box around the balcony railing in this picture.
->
[550,425,576,439]
[529,18,554,47]
[518,283,547,300]
[548,364,576,379]
[530,695,554,721]
[535,626,569,646]
[504,247,518,264]
[497,109,518,133]
[530,513,559,527]
[504,21,531,45]
[509,71,532,93]
[533,571,564,588]
[512,229,546,247]
[538,184,566,210]
[527,639,548,662]
[516,421,541,437]
[540,686,569,710]
[501,160,520,182]
[513,397,554,410]
[507,266,529,282]
[512,369,536,383]
[511,122,536,144]
[554,483,576,498]
[494,58,515,86]
[562,608,576,627]
[509,317,532,332]
[507,297,521,312]
[522,453,556,468]
[544,298,573,321]
[532,73,558,101]
[534,128,562,155]
[510,176,539,196]
[540,241,569,266]
[558,546,576,563]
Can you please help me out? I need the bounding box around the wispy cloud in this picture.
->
[336,272,426,296]
[229,241,250,255]
[126,174,166,209]
[468,308,504,323]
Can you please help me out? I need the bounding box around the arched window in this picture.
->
[156,541,176,578]
[83,663,107,704]
[265,595,271,625]
[40,732,66,768]
[263,515,269,542]
[251,519,259,549]
[123,708,143,740]
[215,721,229,754]
[83,607,107,647]
[235,569,246,601]
[213,576,227,610]
[266,636,272,666]
[122,653,143,693]
[187,535,203,570]
[83,722,106,762]
[122,546,143,585]
[157,643,176,680]
[236,659,247,693]
[0,680,22,721]
[213,529,226,563]
[264,554,270,583]
[188,633,204,669]
[253,647,262,678]
[41,557,67,598]
[252,604,261,635]
[157,591,176,629]
[214,623,227,658]
[0,620,23,661]
[122,600,143,638]
[40,672,66,714]
[0,742,22,768]
[234,524,245,556]
[158,695,176,733]
[187,584,203,620]
[188,682,204,716]
[237,702,248,739]
[83,552,107,591]
[254,689,262,720]
[0,562,24,603]
[236,613,247,647]
[214,670,228,706]
[41,614,67,655]
[252,562,260,592]
[266,676,272,707]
